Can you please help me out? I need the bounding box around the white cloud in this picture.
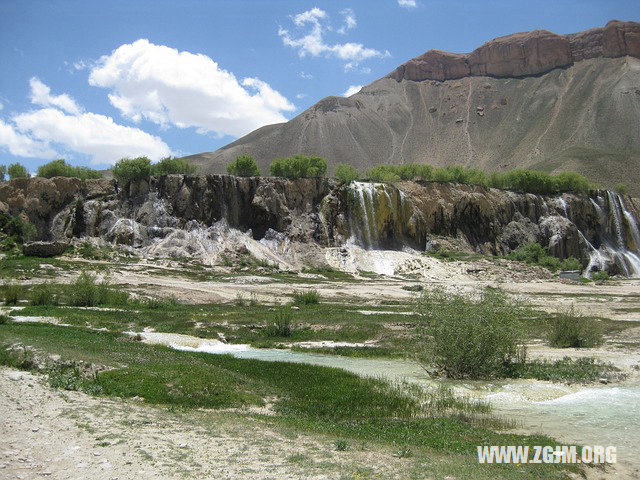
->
[295,93,307,99]
[29,77,82,115]
[398,0,417,7]
[279,8,389,70]
[0,79,171,164]
[13,108,171,164]
[298,71,314,80]
[0,119,57,158]
[0,101,3,111]
[337,8,356,34]
[89,39,295,138]
[342,85,362,97]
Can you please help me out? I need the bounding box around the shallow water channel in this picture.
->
[139,332,640,470]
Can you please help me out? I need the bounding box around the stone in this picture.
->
[23,241,69,257]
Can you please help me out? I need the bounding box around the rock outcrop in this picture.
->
[3,175,640,275]
[389,20,640,82]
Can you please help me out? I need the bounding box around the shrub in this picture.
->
[141,295,179,309]
[152,157,197,175]
[29,283,57,306]
[0,214,37,244]
[3,284,22,305]
[435,165,487,186]
[111,157,152,182]
[591,271,610,282]
[0,314,9,324]
[547,307,603,348]
[416,288,527,379]
[498,169,556,194]
[334,163,360,183]
[367,165,401,182]
[36,159,102,180]
[507,242,582,273]
[614,183,628,195]
[0,165,6,181]
[269,155,327,179]
[7,163,29,179]
[292,289,320,305]
[518,357,617,383]
[226,155,261,177]
[553,172,590,194]
[69,272,129,307]
[264,309,293,337]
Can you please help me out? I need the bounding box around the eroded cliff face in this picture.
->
[2,175,640,275]
[389,20,640,82]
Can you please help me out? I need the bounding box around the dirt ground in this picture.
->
[0,367,420,480]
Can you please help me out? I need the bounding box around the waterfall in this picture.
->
[345,181,416,250]
[582,192,640,277]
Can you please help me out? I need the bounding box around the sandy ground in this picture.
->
[0,367,419,480]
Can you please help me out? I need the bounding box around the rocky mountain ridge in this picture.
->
[389,20,640,82]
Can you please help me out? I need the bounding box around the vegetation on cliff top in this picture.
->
[269,155,327,179]
[111,156,197,181]
[226,155,261,176]
[37,159,102,180]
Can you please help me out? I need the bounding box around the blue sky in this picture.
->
[1,0,638,172]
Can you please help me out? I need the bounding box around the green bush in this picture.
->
[507,243,582,272]
[69,272,129,307]
[226,155,261,176]
[111,157,152,182]
[547,307,603,348]
[292,289,320,305]
[36,159,102,180]
[7,163,29,179]
[334,163,360,183]
[435,165,487,186]
[517,357,617,383]
[553,172,590,194]
[614,183,628,195]
[0,214,37,244]
[498,169,555,194]
[152,157,197,175]
[264,309,293,337]
[3,284,22,305]
[591,271,610,282]
[367,165,401,182]
[416,288,527,379]
[0,165,6,181]
[269,155,327,179]
[0,314,9,324]
[29,283,57,306]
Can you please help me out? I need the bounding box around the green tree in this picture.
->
[152,156,197,175]
[7,163,29,179]
[226,155,261,176]
[333,163,359,183]
[367,165,401,182]
[0,164,6,181]
[111,157,152,181]
[37,159,102,180]
[269,155,327,179]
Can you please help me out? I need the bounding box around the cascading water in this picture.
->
[345,181,416,250]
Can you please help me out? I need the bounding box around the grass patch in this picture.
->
[507,243,582,272]
[29,283,58,306]
[3,283,22,305]
[516,357,620,384]
[264,309,294,338]
[292,289,320,305]
[547,307,603,348]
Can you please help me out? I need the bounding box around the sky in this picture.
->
[0,0,638,173]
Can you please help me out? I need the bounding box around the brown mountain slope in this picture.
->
[186,20,640,193]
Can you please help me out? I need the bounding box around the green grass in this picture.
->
[515,357,620,384]
[292,289,320,305]
[0,321,580,478]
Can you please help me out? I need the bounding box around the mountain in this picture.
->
[185,20,640,192]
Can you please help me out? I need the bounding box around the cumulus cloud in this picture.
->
[342,85,362,97]
[0,119,57,158]
[295,93,307,99]
[29,77,82,115]
[278,7,389,70]
[0,79,170,164]
[398,0,417,7]
[88,39,295,138]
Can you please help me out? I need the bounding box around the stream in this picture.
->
[138,332,640,470]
